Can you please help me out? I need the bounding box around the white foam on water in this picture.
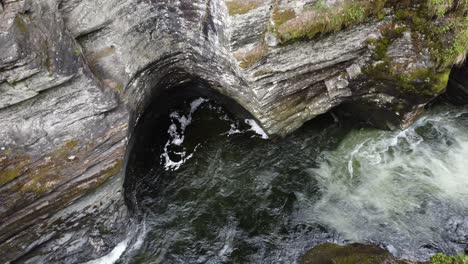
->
[161,98,208,171]
[85,238,130,264]
[129,222,148,253]
[226,123,243,136]
[299,107,468,253]
[245,119,269,139]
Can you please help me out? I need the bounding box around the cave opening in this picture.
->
[123,72,257,213]
[446,60,468,104]
[120,64,468,263]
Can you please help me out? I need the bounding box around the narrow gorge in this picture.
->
[0,0,467,263]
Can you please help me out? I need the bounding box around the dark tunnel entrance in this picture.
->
[123,74,259,213]
[446,60,468,104]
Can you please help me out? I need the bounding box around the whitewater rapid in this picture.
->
[125,101,468,263]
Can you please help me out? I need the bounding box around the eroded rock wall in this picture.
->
[0,0,129,262]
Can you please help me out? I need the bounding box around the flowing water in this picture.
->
[124,99,468,263]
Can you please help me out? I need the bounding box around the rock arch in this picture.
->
[123,69,256,212]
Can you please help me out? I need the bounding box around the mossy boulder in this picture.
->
[300,243,400,264]
[301,243,468,264]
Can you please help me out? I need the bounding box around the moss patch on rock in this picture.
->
[234,44,268,68]
[19,140,80,194]
[271,7,296,29]
[300,243,399,264]
[273,0,387,43]
[225,0,266,16]
[363,0,467,98]
[301,243,468,264]
[394,0,468,67]
[430,253,468,264]
[0,153,30,187]
[365,59,451,96]
[15,16,28,33]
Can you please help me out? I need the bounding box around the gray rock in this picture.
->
[346,64,362,79]
[326,75,350,97]
[445,216,468,244]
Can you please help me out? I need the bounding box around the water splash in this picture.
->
[245,119,269,139]
[160,98,208,171]
[305,106,468,259]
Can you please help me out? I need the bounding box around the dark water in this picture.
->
[119,99,468,264]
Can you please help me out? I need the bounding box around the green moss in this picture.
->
[225,0,263,16]
[393,0,468,67]
[0,155,30,186]
[368,37,392,59]
[343,3,368,27]
[430,253,468,264]
[15,16,27,33]
[97,225,114,235]
[64,140,79,150]
[421,15,467,67]
[301,243,398,264]
[19,140,79,194]
[427,0,454,17]
[395,101,406,111]
[398,68,450,95]
[115,82,124,94]
[0,167,24,186]
[42,40,54,75]
[371,0,387,17]
[55,140,79,158]
[20,164,57,194]
[301,244,468,264]
[275,0,387,43]
[365,60,450,96]
[73,49,82,56]
[313,0,328,10]
[271,7,296,29]
[234,44,268,69]
[445,18,468,65]
[363,0,466,97]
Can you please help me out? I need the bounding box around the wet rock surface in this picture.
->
[0,0,467,262]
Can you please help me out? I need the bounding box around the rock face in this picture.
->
[0,0,466,262]
[0,0,130,263]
